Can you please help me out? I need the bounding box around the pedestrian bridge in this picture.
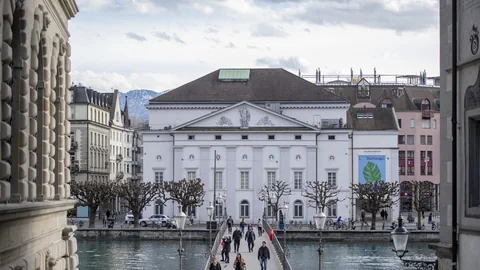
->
[204,220,292,270]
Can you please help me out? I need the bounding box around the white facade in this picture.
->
[143,101,399,223]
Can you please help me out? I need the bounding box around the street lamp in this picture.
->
[391,215,437,269]
[206,202,214,255]
[278,202,288,270]
[216,192,223,223]
[175,205,187,270]
[222,191,227,221]
[314,212,326,270]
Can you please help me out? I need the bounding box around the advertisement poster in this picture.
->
[358,155,386,184]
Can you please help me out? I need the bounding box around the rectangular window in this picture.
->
[240,202,249,218]
[126,164,130,173]
[215,171,223,189]
[327,172,337,187]
[295,135,302,140]
[266,204,274,217]
[422,119,431,129]
[407,135,414,145]
[294,202,303,218]
[427,151,433,175]
[427,135,433,145]
[328,135,335,140]
[188,135,195,140]
[399,151,406,175]
[468,117,480,212]
[410,119,415,128]
[267,171,276,189]
[421,151,426,175]
[215,202,223,217]
[187,171,196,181]
[240,171,249,190]
[398,119,402,128]
[327,203,337,217]
[433,119,437,129]
[127,148,130,157]
[155,171,164,185]
[420,135,426,145]
[398,135,405,144]
[407,151,415,175]
[242,135,248,140]
[215,135,222,140]
[155,201,164,215]
[268,135,275,140]
[294,172,303,190]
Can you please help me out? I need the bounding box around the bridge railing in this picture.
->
[204,220,227,270]
[262,219,293,270]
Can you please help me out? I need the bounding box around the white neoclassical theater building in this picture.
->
[142,69,399,223]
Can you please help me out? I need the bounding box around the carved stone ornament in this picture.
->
[45,250,57,270]
[60,39,67,55]
[464,67,480,111]
[257,116,274,126]
[216,116,233,126]
[43,12,51,31]
[239,106,250,128]
[471,24,479,55]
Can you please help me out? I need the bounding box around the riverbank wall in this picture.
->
[75,229,439,242]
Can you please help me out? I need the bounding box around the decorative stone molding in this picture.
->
[216,116,233,126]
[45,250,57,270]
[256,116,274,126]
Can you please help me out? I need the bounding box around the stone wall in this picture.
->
[273,230,440,242]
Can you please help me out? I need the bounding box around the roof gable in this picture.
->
[150,68,347,103]
[174,101,318,131]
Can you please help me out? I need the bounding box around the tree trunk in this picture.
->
[89,207,97,228]
[417,211,422,230]
[370,212,377,230]
[182,204,188,214]
[133,211,140,228]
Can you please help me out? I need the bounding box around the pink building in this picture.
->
[305,69,440,213]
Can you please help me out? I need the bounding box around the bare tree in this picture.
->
[70,181,118,228]
[117,182,162,228]
[258,181,292,221]
[302,181,344,213]
[400,180,438,230]
[162,178,206,213]
[351,181,400,230]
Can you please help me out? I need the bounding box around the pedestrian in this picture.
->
[428,212,433,224]
[258,241,270,270]
[103,215,107,228]
[233,227,242,253]
[227,216,233,233]
[106,209,111,220]
[380,210,384,221]
[233,253,246,270]
[257,219,263,236]
[220,237,225,262]
[422,210,425,219]
[245,227,256,252]
[385,211,388,221]
[240,218,246,236]
[209,257,222,270]
[223,236,232,263]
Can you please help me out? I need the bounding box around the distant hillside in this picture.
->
[119,89,168,120]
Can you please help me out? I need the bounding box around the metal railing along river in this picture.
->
[204,220,227,270]
[263,219,293,270]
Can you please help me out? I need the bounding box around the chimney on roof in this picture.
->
[315,69,319,83]
[298,69,301,77]
[360,68,363,79]
[374,67,377,83]
[423,70,427,85]
[350,68,353,84]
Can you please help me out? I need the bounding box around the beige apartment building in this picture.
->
[0,0,79,269]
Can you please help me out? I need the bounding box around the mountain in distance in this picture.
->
[119,89,169,121]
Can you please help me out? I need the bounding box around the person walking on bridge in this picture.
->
[233,227,242,253]
[245,227,256,252]
[258,241,270,270]
[209,257,222,270]
[233,253,246,270]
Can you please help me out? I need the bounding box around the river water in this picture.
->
[77,239,436,270]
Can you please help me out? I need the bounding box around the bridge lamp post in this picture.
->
[175,205,187,270]
[279,202,288,270]
[206,202,214,255]
[314,212,327,270]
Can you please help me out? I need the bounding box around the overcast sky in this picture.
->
[70,0,440,92]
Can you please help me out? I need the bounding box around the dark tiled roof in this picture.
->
[150,69,347,103]
[347,107,398,131]
[324,85,440,112]
[70,85,110,109]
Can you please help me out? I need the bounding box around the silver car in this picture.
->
[139,214,171,227]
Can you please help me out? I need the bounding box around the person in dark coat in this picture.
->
[232,228,242,253]
[209,258,222,270]
[240,218,246,236]
[245,227,256,252]
[258,241,270,270]
[233,253,246,270]
[222,236,232,263]
[106,210,111,219]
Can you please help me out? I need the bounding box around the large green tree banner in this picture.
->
[358,155,386,184]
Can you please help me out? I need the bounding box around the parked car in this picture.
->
[139,214,172,227]
[125,214,134,224]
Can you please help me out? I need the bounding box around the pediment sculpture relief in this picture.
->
[217,116,233,126]
[257,116,274,126]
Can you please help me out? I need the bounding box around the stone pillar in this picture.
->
[226,146,236,219]
[253,146,263,221]
[62,226,79,270]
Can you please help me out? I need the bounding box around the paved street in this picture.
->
[213,228,283,270]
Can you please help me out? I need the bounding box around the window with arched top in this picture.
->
[380,98,393,108]
[240,200,250,218]
[294,200,303,218]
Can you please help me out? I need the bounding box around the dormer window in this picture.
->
[421,99,431,119]
[380,98,393,108]
[357,112,374,119]
[357,79,370,98]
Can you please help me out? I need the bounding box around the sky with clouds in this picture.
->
[70,0,440,92]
